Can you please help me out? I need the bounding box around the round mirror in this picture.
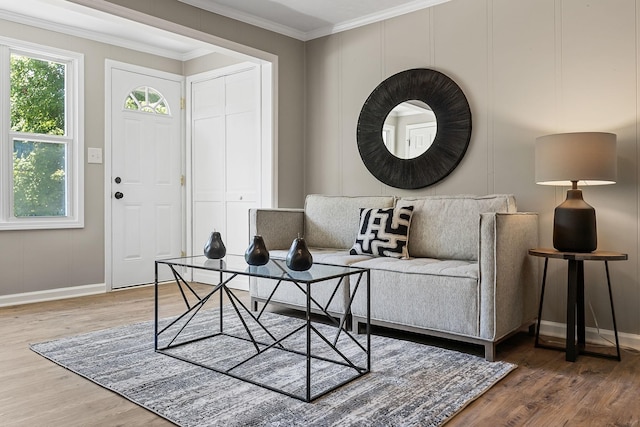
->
[382,100,437,159]
[357,68,472,189]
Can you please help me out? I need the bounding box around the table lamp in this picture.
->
[535,132,617,253]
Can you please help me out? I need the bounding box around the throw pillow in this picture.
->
[350,205,414,258]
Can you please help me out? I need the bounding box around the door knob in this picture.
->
[114,191,124,199]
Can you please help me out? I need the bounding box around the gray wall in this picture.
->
[305,0,639,336]
[0,18,183,295]
[183,52,244,76]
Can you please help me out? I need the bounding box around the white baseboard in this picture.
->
[539,320,640,352]
[0,283,106,308]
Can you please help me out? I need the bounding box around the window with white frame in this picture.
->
[0,38,84,230]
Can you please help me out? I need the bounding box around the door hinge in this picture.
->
[180,97,186,109]
[180,175,185,186]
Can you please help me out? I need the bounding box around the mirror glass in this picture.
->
[382,100,437,159]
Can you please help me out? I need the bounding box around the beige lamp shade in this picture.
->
[535,132,617,186]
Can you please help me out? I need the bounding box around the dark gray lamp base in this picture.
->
[553,189,597,253]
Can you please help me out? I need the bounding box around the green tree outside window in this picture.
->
[10,54,67,217]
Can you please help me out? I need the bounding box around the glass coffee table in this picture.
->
[154,255,370,402]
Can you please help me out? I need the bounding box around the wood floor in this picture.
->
[1,284,639,426]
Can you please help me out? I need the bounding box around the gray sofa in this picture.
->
[249,194,538,361]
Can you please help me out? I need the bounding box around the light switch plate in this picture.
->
[87,147,103,164]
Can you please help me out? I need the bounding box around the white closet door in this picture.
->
[224,69,260,256]
[191,66,260,288]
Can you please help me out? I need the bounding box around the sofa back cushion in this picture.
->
[304,195,396,249]
[396,194,516,261]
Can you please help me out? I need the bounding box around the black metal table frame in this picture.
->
[154,257,370,402]
[530,249,625,362]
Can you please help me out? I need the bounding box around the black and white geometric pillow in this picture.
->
[350,205,414,259]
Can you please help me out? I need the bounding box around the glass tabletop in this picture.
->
[156,254,367,283]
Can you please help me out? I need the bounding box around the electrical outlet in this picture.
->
[87,147,103,164]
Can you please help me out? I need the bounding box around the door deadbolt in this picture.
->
[114,177,121,184]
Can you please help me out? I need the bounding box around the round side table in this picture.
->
[529,248,627,362]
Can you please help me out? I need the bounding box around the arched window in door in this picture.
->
[124,86,170,115]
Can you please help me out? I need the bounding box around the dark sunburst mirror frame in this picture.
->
[356,68,472,189]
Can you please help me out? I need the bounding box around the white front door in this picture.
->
[110,66,183,288]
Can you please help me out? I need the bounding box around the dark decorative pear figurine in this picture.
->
[204,231,226,259]
[286,234,313,271]
[245,235,270,266]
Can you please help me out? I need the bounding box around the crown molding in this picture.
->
[179,0,450,41]
[1,0,452,54]
[306,0,451,40]
[178,0,307,40]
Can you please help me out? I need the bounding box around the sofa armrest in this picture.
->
[478,212,539,340]
[249,208,304,250]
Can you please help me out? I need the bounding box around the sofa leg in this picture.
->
[351,318,362,334]
[342,314,352,331]
[484,343,496,362]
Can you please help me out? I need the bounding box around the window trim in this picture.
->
[0,36,84,230]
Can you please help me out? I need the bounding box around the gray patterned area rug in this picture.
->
[31,309,515,426]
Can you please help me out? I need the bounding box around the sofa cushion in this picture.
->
[350,258,480,337]
[304,195,395,249]
[351,256,478,278]
[396,194,516,261]
[350,205,413,258]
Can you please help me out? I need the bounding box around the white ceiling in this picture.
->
[179,0,450,41]
[0,0,450,61]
